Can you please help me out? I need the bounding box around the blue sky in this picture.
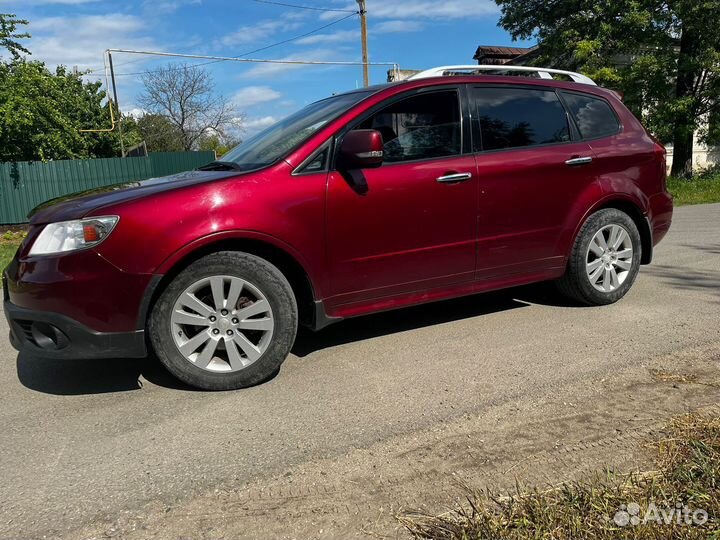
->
[5,0,534,137]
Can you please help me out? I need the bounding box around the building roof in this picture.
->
[473,45,539,65]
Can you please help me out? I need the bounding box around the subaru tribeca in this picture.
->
[3,65,673,390]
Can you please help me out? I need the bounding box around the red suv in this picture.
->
[3,66,673,390]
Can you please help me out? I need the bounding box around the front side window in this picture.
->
[356,91,461,163]
[221,91,371,171]
[561,92,621,140]
[474,87,570,151]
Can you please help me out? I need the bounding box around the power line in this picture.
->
[226,11,358,58]
[251,0,356,12]
[109,12,358,77]
[107,49,397,69]
[86,6,358,76]
[85,41,209,74]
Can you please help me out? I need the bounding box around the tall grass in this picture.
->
[400,412,719,539]
[668,166,720,206]
[0,230,25,274]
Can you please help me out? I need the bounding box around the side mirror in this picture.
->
[339,129,384,169]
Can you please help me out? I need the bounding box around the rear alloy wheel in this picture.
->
[150,252,297,390]
[585,224,634,293]
[557,208,642,305]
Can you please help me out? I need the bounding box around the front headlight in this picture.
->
[29,216,119,256]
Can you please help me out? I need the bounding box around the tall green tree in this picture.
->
[495,0,720,177]
[134,113,185,152]
[198,133,241,157]
[0,13,30,60]
[0,61,119,161]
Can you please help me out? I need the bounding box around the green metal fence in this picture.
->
[0,151,215,224]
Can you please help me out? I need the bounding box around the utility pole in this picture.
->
[107,52,126,157]
[356,0,369,87]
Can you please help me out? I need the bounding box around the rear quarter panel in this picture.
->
[563,93,671,259]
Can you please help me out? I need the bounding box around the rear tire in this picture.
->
[556,208,642,305]
[149,251,298,390]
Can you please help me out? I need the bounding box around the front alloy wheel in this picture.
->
[171,276,274,372]
[150,252,298,390]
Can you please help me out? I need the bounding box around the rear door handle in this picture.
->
[436,172,473,183]
[565,156,593,166]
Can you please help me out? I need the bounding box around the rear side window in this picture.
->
[561,92,620,140]
[357,90,461,163]
[474,87,570,151]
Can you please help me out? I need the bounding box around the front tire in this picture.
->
[557,208,642,305]
[149,251,298,390]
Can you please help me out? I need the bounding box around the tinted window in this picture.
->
[474,87,570,151]
[221,91,371,170]
[357,91,461,163]
[299,145,329,174]
[561,92,620,139]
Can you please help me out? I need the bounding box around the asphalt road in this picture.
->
[1,203,719,539]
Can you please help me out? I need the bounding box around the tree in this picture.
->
[120,113,185,152]
[0,13,30,60]
[198,133,241,157]
[138,63,239,151]
[0,61,119,161]
[495,0,720,177]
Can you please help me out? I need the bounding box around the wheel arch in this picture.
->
[142,234,321,332]
[577,196,653,265]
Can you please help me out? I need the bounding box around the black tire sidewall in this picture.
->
[149,251,298,391]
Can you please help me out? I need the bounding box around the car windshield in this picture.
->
[220,91,372,170]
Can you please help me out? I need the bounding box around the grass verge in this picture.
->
[0,230,25,276]
[668,169,720,206]
[399,412,719,539]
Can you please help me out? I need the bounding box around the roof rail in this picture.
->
[408,65,597,86]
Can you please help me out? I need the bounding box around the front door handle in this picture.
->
[436,172,473,184]
[565,156,593,166]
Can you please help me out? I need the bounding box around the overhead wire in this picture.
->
[251,0,356,12]
[103,11,359,77]
[85,2,358,75]
[85,3,357,75]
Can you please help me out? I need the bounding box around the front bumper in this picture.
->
[3,246,156,360]
[4,298,147,359]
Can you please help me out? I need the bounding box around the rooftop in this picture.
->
[473,45,539,65]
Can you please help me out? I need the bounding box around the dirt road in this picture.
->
[1,203,719,539]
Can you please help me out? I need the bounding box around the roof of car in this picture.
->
[331,73,620,106]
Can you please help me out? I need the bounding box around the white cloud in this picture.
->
[244,116,278,131]
[240,49,341,79]
[322,0,498,20]
[125,107,146,119]
[241,116,279,138]
[30,14,144,33]
[296,29,360,45]
[28,14,158,72]
[373,20,425,33]
[231,86,282,107]
[143,0,202,14]
[218,17,304,48]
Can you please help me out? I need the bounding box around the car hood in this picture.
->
[28,169,241,225]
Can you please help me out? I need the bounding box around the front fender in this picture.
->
[93,170,329,297]
[152,229,325,297]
